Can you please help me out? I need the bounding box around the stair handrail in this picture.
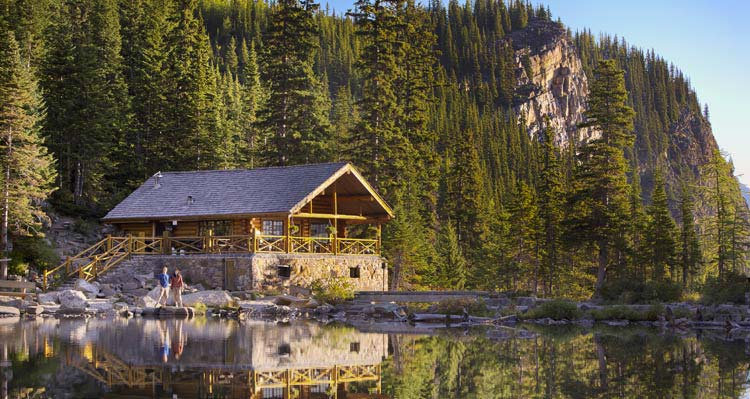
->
[43,236,133,291]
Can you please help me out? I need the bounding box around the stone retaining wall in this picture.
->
[100,253,386,292]
[252,253,386,291]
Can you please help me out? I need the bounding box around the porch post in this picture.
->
[285,214,291,253]
[377,224,382,254]
[333,189,338,255]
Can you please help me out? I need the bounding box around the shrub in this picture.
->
[701,271,748,304]
[9,236,60,275]
[311,276,355,305]
[590,305,640,321]
[524,299,581,320]
[590,304,665,322]
[72,218,97,236]
[192,302,207,315]
[434,298,491,316]
[600,279,682,304]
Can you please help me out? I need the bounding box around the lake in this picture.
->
[1,317,749,398]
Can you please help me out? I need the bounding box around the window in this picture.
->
[198,220,232,236]
[349,266,361,279]
[277,265,291,278]
[349,342,360,353]
[310,223,329,237]
[277,343,291,356]
[262,220,284,236]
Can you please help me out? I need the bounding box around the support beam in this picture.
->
[294,212,368,221]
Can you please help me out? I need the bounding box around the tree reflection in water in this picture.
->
[0,319,749,398]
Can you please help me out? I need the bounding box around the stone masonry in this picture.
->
[98,253,386,292]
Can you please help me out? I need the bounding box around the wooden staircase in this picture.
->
[43,236,133,290]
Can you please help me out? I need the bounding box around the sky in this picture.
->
[323,0,750,183]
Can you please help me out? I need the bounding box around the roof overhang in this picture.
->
[289,163,394,219]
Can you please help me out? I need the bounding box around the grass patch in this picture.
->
[192,302,207,315]
[523,299,581,320]
[589,304,666,322]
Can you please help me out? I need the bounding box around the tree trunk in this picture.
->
[594,240,608,300]
[0,129,10,280]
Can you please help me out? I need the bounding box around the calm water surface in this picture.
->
[1,317,750,398]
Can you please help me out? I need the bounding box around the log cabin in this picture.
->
[46,163,393,292]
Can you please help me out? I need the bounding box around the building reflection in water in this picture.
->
[0,317,391,399]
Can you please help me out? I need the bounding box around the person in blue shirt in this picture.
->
[156,267,170,307]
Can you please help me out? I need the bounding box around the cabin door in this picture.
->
[224,259,238,291]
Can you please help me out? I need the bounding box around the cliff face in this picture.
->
[507,19,741,218]
[510,20,595,146]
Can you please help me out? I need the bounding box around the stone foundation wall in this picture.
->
[99,253,386,292]
[252,254,386,292]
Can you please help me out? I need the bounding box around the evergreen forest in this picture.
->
[0,0,747,301]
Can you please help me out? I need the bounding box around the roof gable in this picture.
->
[102,162,392,222]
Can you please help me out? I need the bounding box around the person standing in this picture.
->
[156,267,170,306]
[171,268,188,308]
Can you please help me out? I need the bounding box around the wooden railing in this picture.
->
[289,236,334,254]
[338,238,379,255]
[43,234,380,290]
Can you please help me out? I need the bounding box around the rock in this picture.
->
[98,284,116,298]
[605,320,630,326]
[87,301,114,313]
[315,304,334,315]
[516,297,537,307]
[136,296,158,308]
[73,279,99,295]
[112,302,129,312]
[121,281,141,292]
[24,305,44,315]
[42,304,60,314]
[182,290,234,308]
[38,292,59,304]
[0,306,20,317]
[59,290,88,311]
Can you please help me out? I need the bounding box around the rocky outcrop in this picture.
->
[510,19,595,146]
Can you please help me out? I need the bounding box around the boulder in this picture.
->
[274,295,308,307]
[136,296,158,308]
[98,284,117,298]
[112,302,129,312]
[182,290,234,308]
[59,290,88,311]
[38,292,59,305]
[24,305,44,315]
[73,279,99,295]
[0,306,20,317]
[121,281,141,292]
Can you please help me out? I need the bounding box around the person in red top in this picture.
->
[171,269,188,308]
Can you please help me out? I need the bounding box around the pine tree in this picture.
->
[0,29,55,278]
[348,0,409,196]
[537,118,563,296]
[240,39,262,167]
[567,59,635,298]
[679,184,702,288]
[506,182,538,293]
[644,170,677,281]
[434,220,467,289]
[257,0,330,166]
[163,0,220,170]
[43,0,130,208]
[120,0,174,181]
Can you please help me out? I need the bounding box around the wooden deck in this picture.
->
[43,234,381,290]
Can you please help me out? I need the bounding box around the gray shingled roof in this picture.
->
[103,162,350,221]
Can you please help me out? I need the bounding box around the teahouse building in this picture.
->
[47,163,392,291]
